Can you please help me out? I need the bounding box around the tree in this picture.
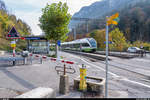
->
[39,1,71,56]
[90,29,106,50]
[109,28,127,52]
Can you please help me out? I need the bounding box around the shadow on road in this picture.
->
[1,69,36,90]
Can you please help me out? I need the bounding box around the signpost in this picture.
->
[11,41,16,48]
[6,26,21,66]
[7,27,20,38]
[57,40,61,60]
[105,13,119,98]
[104,41,113,44]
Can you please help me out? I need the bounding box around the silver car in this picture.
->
[127,47,141,53]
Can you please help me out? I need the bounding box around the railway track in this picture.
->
[63,50,111,61]
[94,51,139,59]
[63,50,150,81]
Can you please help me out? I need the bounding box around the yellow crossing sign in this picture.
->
[107,13,119,26]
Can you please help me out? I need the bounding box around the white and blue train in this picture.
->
[61,38,97,52]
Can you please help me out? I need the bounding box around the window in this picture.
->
[82,43,90,47]
[88,39,97,47]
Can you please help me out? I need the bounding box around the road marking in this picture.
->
[72,55,119,77]
[71,53,150,89]
[123,79,150,88]
[82,58,119,78]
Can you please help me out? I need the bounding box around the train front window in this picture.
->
[82,43,90,47]
[89,39,96,47]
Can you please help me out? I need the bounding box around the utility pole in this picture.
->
[73,27,76,40]
[105,12,119,98]
[105,17,109,98]
[86,21,88,33]
[105,0,110,98]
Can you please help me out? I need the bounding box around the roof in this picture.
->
[25,35,47,40]
[62,38,94,45]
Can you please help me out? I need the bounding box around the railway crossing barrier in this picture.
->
[50,58,76,75]
[50,57,76,94]
[30,54,44,64]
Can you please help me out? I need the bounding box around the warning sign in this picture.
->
[7,27,20,38]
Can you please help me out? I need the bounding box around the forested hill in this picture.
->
[69,0,141,28]
[0,0,31,51]
[69,0,150,42]
[118,0,150,42]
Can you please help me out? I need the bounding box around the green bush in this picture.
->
[47,54,56,58]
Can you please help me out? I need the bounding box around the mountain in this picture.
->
[69,0,141,29]
[0,0,6,11]
[68,0,150,42]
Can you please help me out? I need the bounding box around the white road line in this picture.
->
[72,53,150,89]
[72,55,119,77]
[82,58,119,78]
[124,79,150,88]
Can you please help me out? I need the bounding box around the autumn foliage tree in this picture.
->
[0,1,31,51]
[90,29,106,50]
[109,28,127,51]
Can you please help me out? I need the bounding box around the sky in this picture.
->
[4,0,101,35]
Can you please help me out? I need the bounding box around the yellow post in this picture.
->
[79,64,87,91]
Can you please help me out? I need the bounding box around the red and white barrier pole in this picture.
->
[13,47,15,57]
[12,45,16,66]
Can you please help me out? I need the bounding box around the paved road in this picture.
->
[59,51,150,98]
[0,51,149,98]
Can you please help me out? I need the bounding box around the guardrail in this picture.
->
[0,57,25,66]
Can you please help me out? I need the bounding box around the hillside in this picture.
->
[68,0,150,42]
[0,0,31,51]
[69,0,141,28]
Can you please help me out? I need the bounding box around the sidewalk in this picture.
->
[0,57,128,98]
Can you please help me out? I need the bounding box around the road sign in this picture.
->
[11,44,16,48]
[107,13,119,26]
[7,27,19,38]
[57,40,61,46]
[11,41,16,48]
[25,37,41,40]
[104,41,113,44]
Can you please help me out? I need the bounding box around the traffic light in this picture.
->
[107,13,120,26]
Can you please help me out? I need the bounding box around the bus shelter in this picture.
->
[25,36,50,54]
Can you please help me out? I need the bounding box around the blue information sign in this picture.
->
[104,41,113,44]
[57,40,61,46]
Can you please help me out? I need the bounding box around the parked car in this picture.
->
[21,49,29,57]
[127,47,141,53]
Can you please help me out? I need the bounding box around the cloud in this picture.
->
[5,0,101,35]
[15,10,42,35]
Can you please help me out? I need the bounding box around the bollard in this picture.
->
[13,59,16,66]
[40,57,42,64]
[59,64,69,94]
[23,57,27,65]
[79,64,87,91]
[30,53,33,64]
[59,75,69,94]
